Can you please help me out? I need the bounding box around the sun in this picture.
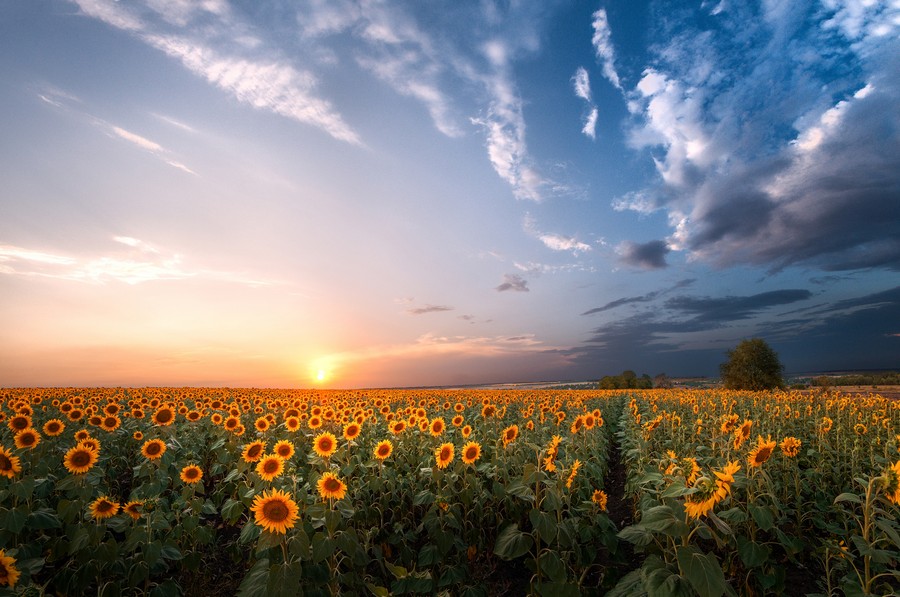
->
[316,369,327,382]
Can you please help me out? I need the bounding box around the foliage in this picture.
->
[2,385,900,596]
[598,371,653,390]
[719,339,785,391]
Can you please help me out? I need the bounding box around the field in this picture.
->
[1,387,899,596]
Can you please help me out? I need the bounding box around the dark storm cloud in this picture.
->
[582,278,695,315]
[617,240,670,269]
[496,274,529,292]
[407,304,454,315]
[565,286,900,379]
[613,2,900,274]
[664,289,814,323]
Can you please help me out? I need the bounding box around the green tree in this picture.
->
[719,338,785,390]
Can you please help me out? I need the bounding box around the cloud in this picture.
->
[591,8,621,90]
[564,285,891,378]
[523,214,592,255]
[69,0,362,146]
[664,289,813,323]
[582,278,696,315]
[616,240,670,269]
[0,238,275,286]
[572,67,598,139]
[406,304,454,315]
[496,274,529,292]
[607,1,900,273]
[109,125,196,174]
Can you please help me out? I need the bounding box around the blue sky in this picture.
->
[1,0,898,388]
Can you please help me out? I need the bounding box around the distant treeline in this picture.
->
[810,371,900,387]
[597,370,664,389]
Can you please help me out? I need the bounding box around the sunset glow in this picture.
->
[1,1,898,388]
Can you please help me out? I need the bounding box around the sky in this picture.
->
[1,0,898,389]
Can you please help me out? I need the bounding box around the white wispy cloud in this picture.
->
[572,67,598,139]
[591,8,622,90]
[109,124,196,175]
[0,238,275,286]
[69,0,362,146]
[523,214,592,255]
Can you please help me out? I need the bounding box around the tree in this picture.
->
[719,338,785,390]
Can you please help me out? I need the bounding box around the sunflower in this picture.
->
[0,446,22,479]
[14,428,40,450]
[7,414,31,433]
[251,488,300,534]
[435,443,454,469]
[42,418,66,437]
[133,431,144,441]
[99,415,121,432]
[854,423,867,436]
[570,415,585,435]
[64,443,99,475]
[210,413,223,425]
[285,416,301,432]
[151,406,175,426]
[123,500,144,520]
[90,496,120,520]
[501,424,519,446]
[180,464,204,484]
[316,472,348,501]
[255,455,285,482]
[374,440,393,460]
[566,459,582,489]
[307,416,323,430]
[429,418,445,436]
[748,436,777,468]
[224,416,240,431]
[390,420,406,435]
[273,440,295,460]
[254,417,270,433]
[451,415,464,427]
[78,439,102,457]
[241,441,266,463]
[592,489,608,511]
[0,549,20,587]
[882,460,900,505]
[343,422,361,441]
[312,432,337,459]
[780,436,801,458]
[141,438,167,461]
[461,425,472,439]
[461,441,481,465]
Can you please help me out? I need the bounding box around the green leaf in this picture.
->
[237,558,270,597]
[538,550,567,583]
[143,541,162,567]
[366,583,390,597]
[617,525,654,547]
[418,544,439,568]
[607,569,647,597]
[385,561,408,579]
[736,536,769,568]
[493,523,534,560]
[240,519,261,544]
[536,582,580,597]
[675,546,727,597]
[4,507,27,534]
[160,544,183,561]
[27,508,62,530]
[506,479,536,502]
[529,509,556,542]
[748,504,774,531]
[149,580,182,597]
[311,532,335,564]
[834,492,862,505]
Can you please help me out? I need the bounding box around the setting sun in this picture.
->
[316,369,327,382]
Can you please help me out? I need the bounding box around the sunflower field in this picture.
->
[0,387,898,596]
